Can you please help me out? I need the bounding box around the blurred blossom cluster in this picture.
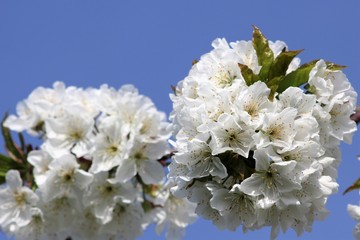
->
[169,27,357,239]
[0,82,196,240]
[348,203,360,239]
[346,158,360,239]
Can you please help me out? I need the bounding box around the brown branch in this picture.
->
[350,106,360,124]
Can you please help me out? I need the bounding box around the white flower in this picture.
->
[132,107,171,142]
[193,38,244,89]
[62,86,100,118]
[207,183,256,230]
[309,59,357,107]
[253,107,298,148]
[100,203,144,239]
[70,207,108,240]
[325,100,357,143]
[175,180,228,230]
[0,170,39,227]
[4,81,66,135]
[113,140,168,184]
[278,87,316,116]
[174,139,227,179]
[9,208,59,240]
[208,113,254,157]
[45,109,95,157]
[27,150,53,186]
[3,101,42,134]
[89,117,130,173]
[239,150,301,203]
[348,204,360,239]
[39,196,79,235]
[83,172,136,224]
[97,84,154,124]
[153,180,197,240]
[233,81,275,128]
[39,154,93,203]
[230,40,261,74]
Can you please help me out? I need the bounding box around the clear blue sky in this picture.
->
[0,1,359,239]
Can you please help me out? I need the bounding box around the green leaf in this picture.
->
[267,76,284,100]
[18,132,26,153]
[252,26,274,81]
[268,49,303,79]
[0,153,26,171]
[343,178,360,195]
[238,63,259,86]
[0,175,5,185]
[325,61,346,70]
[0,153,12,162]
[1,113,23,161]
[276,60,318,93]
[141,201,153,212]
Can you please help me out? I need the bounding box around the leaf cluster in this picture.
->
[0,114,34,185]
[239,26,345,100]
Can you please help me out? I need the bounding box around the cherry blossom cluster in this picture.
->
[0,82,196,240]
[169,27,357,239]
[348,201,360,239]
[346,158,360,240]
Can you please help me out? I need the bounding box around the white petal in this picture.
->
[239,174,263,196]
[254,150,270,171]
[209,157,228,178]
[6,170,22,191]
[348,204,360,221]
[74,170,93,189]
[138,160,165,184]
[113,160,137,183]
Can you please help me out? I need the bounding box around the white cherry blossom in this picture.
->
[39,154,93,203]
[348,204,360,239]
[0,170,39,227]
[113,140,168,184]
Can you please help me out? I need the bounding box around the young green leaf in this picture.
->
[2,114,24,161]
[0,175,5,185]
[171,85,177,95]
[343,178,360,195]
[252,26,274,81]
[267,76,284,100]
[0,153,26,169]
[276,60,318,93]
[268,49,303,79]
[325,62,346,71]
[238,63,259,86]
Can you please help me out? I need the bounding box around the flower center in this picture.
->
[244,103,259,117]
[14,191,27,205]
[69,131,84,141]
[105,185,113,193]
[106,145,119,156]
[267,124,284,140]
[60,169,75,183]
[212,68,236,88]
[134,152,145,161]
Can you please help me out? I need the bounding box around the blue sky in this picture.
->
[0,0,359,239]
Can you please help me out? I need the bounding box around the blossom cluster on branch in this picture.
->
[348,202,360,239]
[168,27,357,239]
[0,82,196,240]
